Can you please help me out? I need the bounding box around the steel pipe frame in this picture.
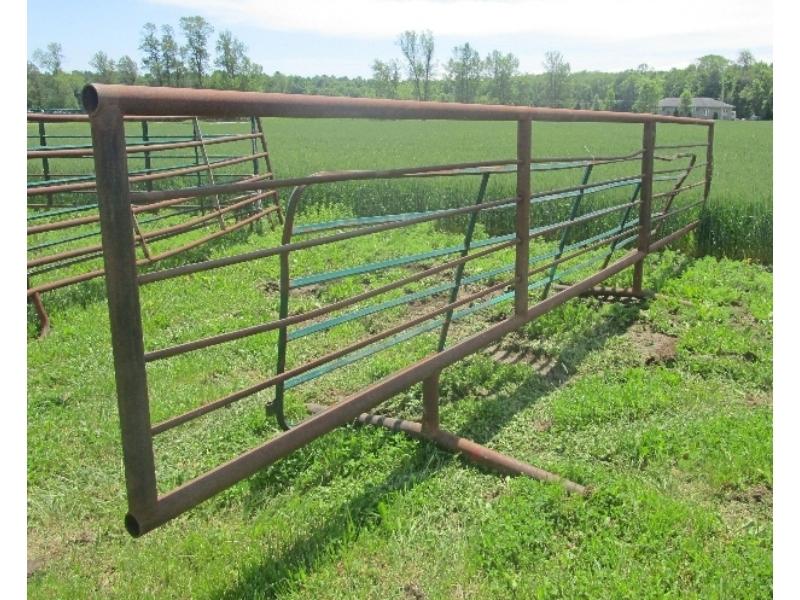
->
[27,116,278,325]
[84,84,714,537]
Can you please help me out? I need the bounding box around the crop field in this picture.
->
[27,118,772,598]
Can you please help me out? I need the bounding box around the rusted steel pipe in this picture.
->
[137,192,517,284]
[82,84,713,126]
[515,119,532,316]
[27,132,262,159]
[27,112,192,123]
[143,237,517,361]
[90,105,159,526]
[27,153,271,197]
[128,159,518,205]
[150,276,515,435]
[357,413,587,495]
[652,180,706,200]
[633,121,656,294]
[649,220,700,252]
[703,124,715,204]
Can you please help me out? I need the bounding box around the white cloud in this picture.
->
[148,0,771,46]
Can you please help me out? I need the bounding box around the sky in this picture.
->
[27,0,772,77]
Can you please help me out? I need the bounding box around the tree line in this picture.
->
[27,19,773,120]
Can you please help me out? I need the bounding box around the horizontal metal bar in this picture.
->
[84,84,714,125]
[652,162,706,176]
[360,412,587,493]
[27,132,262,159]
[150,276,514,435]
[27,203,98,221]
[27,153,271,196]
[28,112,194,123]
[138,193,516,284]
[27,206,276,296]
[651,199,705,222]
[138,191,272,242]
[652,180,706,200]
[129,159,517,205]
[654,143,709,149]
[143,238,516,362]
[649,220,700,252]
[150,223,644,426]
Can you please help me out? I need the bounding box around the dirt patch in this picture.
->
[404,582,427,600]
[731,484,773,506]
[27,559,45,578]
[260,280,280,294]
[533,419,553,432]
[746,391,772,407]
[625,324,678,365]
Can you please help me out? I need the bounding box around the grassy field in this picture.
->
[27,118,772,598]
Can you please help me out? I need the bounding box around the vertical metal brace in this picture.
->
[703,123,714,206]
[421,371,440,434]
[271,185,308,431]
[437,172,490,352]
[249,116,265,228]
[541,163,594,299]
[38,121,54,208]
[141,121,154,194]
[514,119,532,316]
[191,118,206,214]
[255,116,283,225]
[601,181,641,269]
[632,121,656,294]
[90,105,158,532]
[193,118,226,230]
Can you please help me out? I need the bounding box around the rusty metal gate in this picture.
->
[27,112,282,335]
[82,84,714,536]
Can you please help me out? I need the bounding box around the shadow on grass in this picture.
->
[206,259,696,599]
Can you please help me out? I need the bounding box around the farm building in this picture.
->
[657,97,736,120]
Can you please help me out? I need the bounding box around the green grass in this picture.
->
[29,119,773,265]
[27,117,773,598]
[28,245,772,598]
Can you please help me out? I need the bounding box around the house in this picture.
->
[657,97,736,120]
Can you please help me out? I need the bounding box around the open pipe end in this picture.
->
[124,513,142,538]
[81,84,100,114]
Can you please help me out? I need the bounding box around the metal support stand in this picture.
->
[359,370,587,495]
[29,290,51,339]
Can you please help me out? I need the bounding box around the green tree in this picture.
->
[161,25,183,86]
[398,30,435,100]
[180,16,214,87]
[371,59,400,98]
[27,62,43,108]
[604,85,616,111]
[215,30,250,89]
[32,42,63,75]
[632,77,662,113]
[680,88,693,116]
[485,50,519,104]
[695,54,730,98]
[116,56,139,85]
[90,51,115,83]
[445,43,483,103]
[139,23,163,85]
[543,50,570,107]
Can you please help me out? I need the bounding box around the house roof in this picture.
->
[658,97,734,109]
